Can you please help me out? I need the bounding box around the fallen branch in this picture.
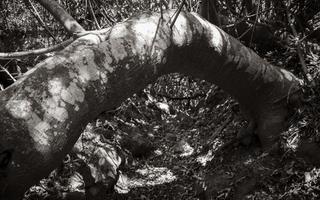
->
[0,38,73,60]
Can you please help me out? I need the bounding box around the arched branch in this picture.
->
[0,10,302,199]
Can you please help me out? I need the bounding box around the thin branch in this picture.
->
[286,8,315,86]
[0,38,73,60]
[170,0,186,29]
[168,0,174,9]
[249,0,261,46]
[94,0,115,25]
[0,66,16,82]
[88,0,101,29]
[23,0,58,42]
[0,28,111,60]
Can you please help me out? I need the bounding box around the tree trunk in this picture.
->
[0,10,301,199]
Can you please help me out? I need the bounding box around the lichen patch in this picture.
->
[6,100,32,119]
[48,78,63,96]
[45,105,68,122]
[73,50,102,83]
[109,38,128,62]
[44,56,67,70]
[28,113,52,154]
[61,82,85,105]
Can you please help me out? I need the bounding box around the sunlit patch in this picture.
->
[48,78,63,96]
[6,100,32,119]
[283,126,300,151]
[6,98,54,154]
[99,71,108,84]
[197,139,223,166]
[101,53,114,73]
[61,82,85,105]
[30,120,51,154]
[132,15,170,63]
[47,78,84,119]
[78,34,101,44]
[109,38,128,62]
[44,56,66,70]
[171,14,190,46]
[197,149,214,166]
[47,106,68,122]
[43,91,69,122]
[68,172,84,192]
[126,166,176,190]
[192,13,224,53]
[280,68,294,81]
[132,19,158,54]
[175,140,194,157]
[73,50,101,83]
[109,24,129,39]
[243,158,254,165]
[305,168,320,183]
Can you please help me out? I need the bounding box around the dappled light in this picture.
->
[1,1,320,200]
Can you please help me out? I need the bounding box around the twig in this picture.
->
[0,38,73,60]
[286,8,315,86]
[0,28,111,60]
[23,0,58,42]
[0,66,16,82]
[169,0,186,29]
[93,0,115,25]
[249,0,261,46]
[88,0,101,29]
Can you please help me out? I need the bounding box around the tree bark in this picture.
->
[0,10,301,199]
[34,0,85,34]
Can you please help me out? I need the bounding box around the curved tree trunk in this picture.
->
[0,10,301,199]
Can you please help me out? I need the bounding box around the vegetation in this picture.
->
[1,0,320,199]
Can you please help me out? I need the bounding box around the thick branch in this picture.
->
[0,10,301,199]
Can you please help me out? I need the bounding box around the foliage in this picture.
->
[2,0,320,199]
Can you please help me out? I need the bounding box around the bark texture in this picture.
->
[34,0,85,34]
[0,10,301,199]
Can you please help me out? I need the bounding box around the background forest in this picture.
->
[1,0,320,199]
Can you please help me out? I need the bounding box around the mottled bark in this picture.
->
[0,10,301,199]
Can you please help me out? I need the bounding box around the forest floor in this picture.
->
[101,84,320,200]
[24,57,320,200]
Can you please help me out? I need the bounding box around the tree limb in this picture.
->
[0,10,302,199]
[23,0,58,42]
[34,0,85,34]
